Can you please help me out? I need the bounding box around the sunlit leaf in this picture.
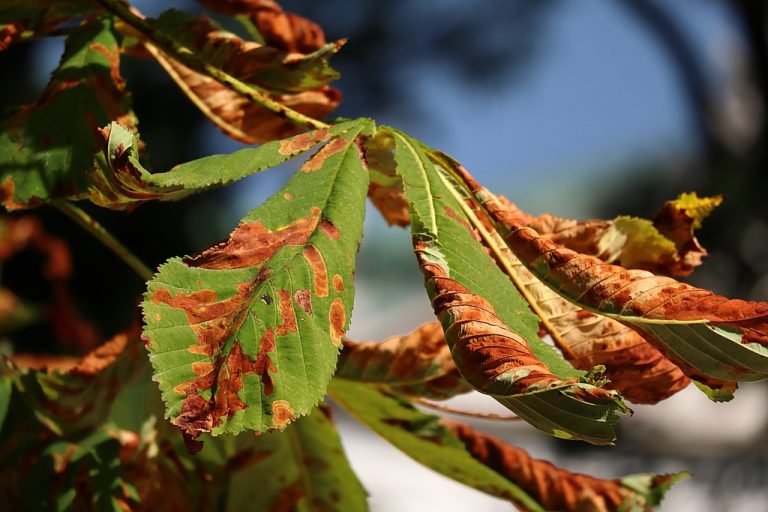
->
[385,128,628,444]
[86,120,355,210]
[461,175,768,395]
[142,120,372,448]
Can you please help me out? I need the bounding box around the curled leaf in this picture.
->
[463,177,767,394]
[446,420,688,512]
[142,121,372,447]
[388,128,628,444]
[521,191,722,277]
[144,9,341,144]
[86,121,346,209]
[337,322,473,400]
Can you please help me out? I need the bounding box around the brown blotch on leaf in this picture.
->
[302,245,329,297]
[276,290,298,336]
[278,128,331,155]
[333,274,344,292]
[301,137,349,172]
[329,297,345,346]
[252,329,277,395]
[0,176,25,210]
[283,192,293,200]
[271,399,294,428]
[295,289,312,316]
[189,214,319,270]
[318,219,341,239]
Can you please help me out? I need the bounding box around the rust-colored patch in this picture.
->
[188,213,320,270]
[271,399,294,428]
[318,218,341,239]
[294,289,312,316]
[446,421,637,510]
[301,137,349,172]
[278,128,330,155]
[251,329,277,395]
[0,176,25,210]
[329,298,345,347]
[283,192,293,200]
[276,290,298,336]
[333,274,344,292]
[302,245,328,297]
[192,361,214,377]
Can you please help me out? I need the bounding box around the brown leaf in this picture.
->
[365,138,410,226]
[446,420,684,512]
[147,43,340,144]
[458,170,767,389]
[199,0,327,53]
[516,192,721,277]
[338,322,473,400]
[0,23,24,52]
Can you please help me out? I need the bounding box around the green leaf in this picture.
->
[201,407,368,512]
[142,120,372,446]
[329,379,544,512]
[384,127,628,444]
[0,16,135,210]
[86,120,359,209]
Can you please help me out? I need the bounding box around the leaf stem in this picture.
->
[413,398,521,421]
[54,201,154,282]
[100,0,329,131]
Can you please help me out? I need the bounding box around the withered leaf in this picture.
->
[337,322,473,400]
[464,177,767,397]
[330,380,684,512]
[387,128,628,445]
[446,420,688,512]
[142,121,372,446]
[145,9,342,144]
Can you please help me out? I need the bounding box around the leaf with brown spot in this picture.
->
[336,322,473,400]
[84,121,352,210]
[459,172,768,399]
[388,128,628,445]
[144,8,342,144]
[365,130,410,226]
[0,16,136,210]
[521,191,722,277]
[142,121,372,444]
[446,420,688,512]
[440,177,692,405]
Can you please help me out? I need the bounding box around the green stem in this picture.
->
[54,201,154,282]
[100,0,329,131]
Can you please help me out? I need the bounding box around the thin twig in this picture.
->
[54,201,154,282]
[414,398,522,421]
[100,0,329,131]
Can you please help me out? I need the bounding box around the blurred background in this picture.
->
[1,0,767,510]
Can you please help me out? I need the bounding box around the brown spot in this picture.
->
[276,290,298,336]
[318,219,341,239]
[272,399,294,428]
[333,274,344,292]
[278,128,330,155]
[302,137,350,172]
[329,298,345,346]
[302,245,328,297]
[192,361,214,377]
[0,176,24,210]
[294,289,312,316]
[153,313,161,321]
[250,329,277,396]
[189,213,320,270]
[283,192,293,200]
